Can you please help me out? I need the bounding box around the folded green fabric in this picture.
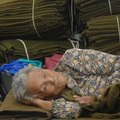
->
[0,89,52,119]
[75,0,120,26]
[1,82,120,119]
[61,82,120,119]
[81,15,120,55]
[1,78,120,119]
[0,0,71,40]
[0,51,5,66]
[0,39,73,63]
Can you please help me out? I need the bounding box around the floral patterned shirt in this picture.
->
[51,48,120,118]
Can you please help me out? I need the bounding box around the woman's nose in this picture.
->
[49,76,54,81]
[47,76,55,83]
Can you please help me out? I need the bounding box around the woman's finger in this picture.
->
[73,96,92,105]
[73,95,79,98]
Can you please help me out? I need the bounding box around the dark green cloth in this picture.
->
[0,89,52,119]
[0,39,73,63]
[61,82,120,119]
[81,15,120,55]
[0,82,120,119]
[0,0,71,40]
[75,0,120,26]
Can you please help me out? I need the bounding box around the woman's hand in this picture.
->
[22,99,35,105]
[73,95,92,105]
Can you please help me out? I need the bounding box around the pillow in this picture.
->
[0,89,52,119]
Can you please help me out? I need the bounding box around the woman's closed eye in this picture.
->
[40,82,54,92]
[41,72,47,78]
[40,83,47,92]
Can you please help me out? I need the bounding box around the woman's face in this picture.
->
[27,69,67,100]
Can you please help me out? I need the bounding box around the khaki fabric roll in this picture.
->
[0,89,52,119]
[0,0,71,40]
[81,15,120,55]
[0,39,73,63]
[75,0,120,26]
[0,50,6,66]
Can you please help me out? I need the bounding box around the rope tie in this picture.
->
[32,0,41,39]
[108,0,112,15]
[68,33,85,48]
[16,39,30,60]
[116,15,120,43]
[69,0,74,34]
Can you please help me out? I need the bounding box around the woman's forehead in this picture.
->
[28,70,37,76]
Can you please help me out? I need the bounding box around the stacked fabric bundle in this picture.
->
[75,0,120,27]
[0,51,5,66]
[0,0,71,40]
[0,39,72,63]
[81,15,120,55]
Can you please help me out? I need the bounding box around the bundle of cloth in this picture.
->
[0,51,5,66]
[0,39,72,63]
[0,81,120,119]
[81,14,120,55]
[75,0,120,28]
[62,82,120,119]
[0,0,71,40]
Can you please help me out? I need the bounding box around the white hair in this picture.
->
[12,66,41,101]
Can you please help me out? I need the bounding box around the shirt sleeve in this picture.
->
[62,48,117,75]
[51,98,82,119]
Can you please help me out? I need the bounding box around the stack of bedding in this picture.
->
[0,39,72,63]
[0,0,71,40]
[0,51,5,66]
[81,15,120,54]
[75,0,120,27]
[73,0,120,55]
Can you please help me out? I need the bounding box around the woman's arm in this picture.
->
[23,98,82,118]
[73,85,110,103]
[51,98,82,118]
[64,49,117,75]
[22,98,52,111]
[33,99,52,111]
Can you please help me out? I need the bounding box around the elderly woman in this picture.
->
[12,48,120,119]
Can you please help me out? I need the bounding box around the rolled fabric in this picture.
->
[0,50,5,66]
[0,39,73,63]
[0,0,71,40]
[81,15,120,55]
[75,0,120,27]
